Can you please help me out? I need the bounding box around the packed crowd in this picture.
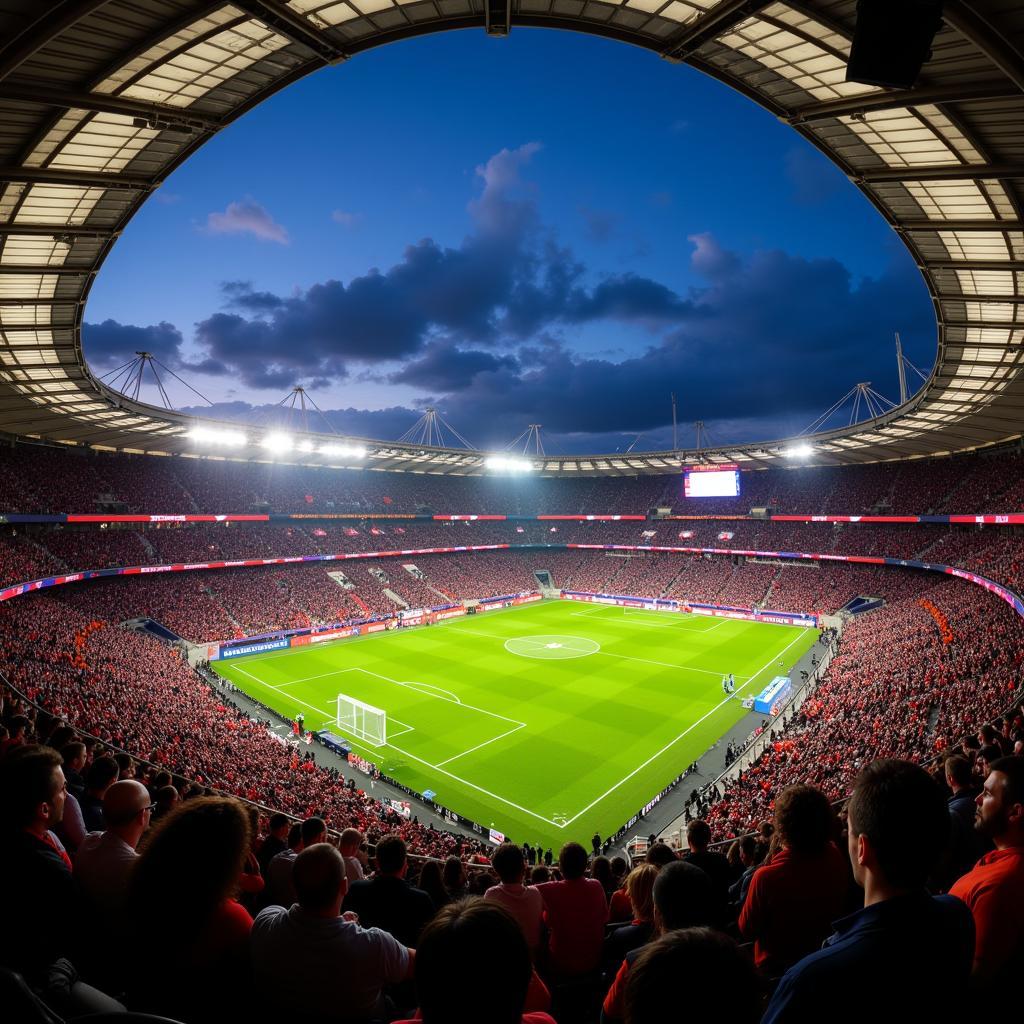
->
[3,440,1024,516]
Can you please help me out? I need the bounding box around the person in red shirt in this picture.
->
[536,842,608,979]
[123,796,255,1023]
[739,783,851,975]
[395,898,555,1024]
[949,755,1024,993]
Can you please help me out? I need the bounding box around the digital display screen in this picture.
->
[684,468,741,498]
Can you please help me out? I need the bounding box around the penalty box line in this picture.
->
[557,627,813,830]
[225,663,553,826]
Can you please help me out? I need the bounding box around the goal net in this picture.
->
[335,693,387,747]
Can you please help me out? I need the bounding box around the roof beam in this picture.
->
[937,293,1024,304]
[485,0,512,37]
[0,82,221,132]
[941,320,1024,331]
[229,1,348,64]
[902,219,1024,232]
[0,166,152,190]
[859,164,1024,183]
[0,296,82,306]
[787,81,1020,123]
[0,264,94,275]
[0,224,115,238]
[926,259,1024,271]
[662,0,773,62]
[942,0,1024,94]
[0,1,111,83]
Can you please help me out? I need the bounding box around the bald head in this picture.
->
[294,843,347,913]
[102,780,152,842]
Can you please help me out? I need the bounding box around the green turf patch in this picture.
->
[214,600,817,850]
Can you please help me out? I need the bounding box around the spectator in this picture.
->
[60,741,87,797]
[682,820,730,917]
[339,826,366,883]
[536,841,608,980]
[591,856,615,901]
[728,834,760,911]
[256,812,290,874]
[603,863,659,970]
[978,744,1002,777]
[934,755,989,891]
[78,755,118,833]
[343,835,434,948]
[395,899,555,1024]
[150,783,178,822]
[949,756,1024,989]
[74,779,152,913]
[124,796,254,1022]
[763,760,974,1023]
[485,843,544,956]
[738,784,850,975]
[622,928,760,1024]
[442,855,468,901]
[0,746,79,980]
[602,860,715,1023]
[417,858,451,912]
[266,816,325,907]
[252,843,413,1021]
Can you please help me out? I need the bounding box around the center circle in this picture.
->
[503,634,601,660]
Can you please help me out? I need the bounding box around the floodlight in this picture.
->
[259,432,294,454]
[297,439,315,453]
[786,444,814,459]
[188,427,247,446]
[318,444,366,459]
[484,456,533,473]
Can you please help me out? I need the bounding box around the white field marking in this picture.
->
[558,628,813,828]
[435,722,528,768]
[342,668,525,728]
[444,625,518,642]
[227,659,558,826]
[395,681,462,704]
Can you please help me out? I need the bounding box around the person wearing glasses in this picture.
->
[74,778,154,913]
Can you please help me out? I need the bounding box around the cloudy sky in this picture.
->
[84,29,936,454]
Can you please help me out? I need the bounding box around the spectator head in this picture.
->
[774,784,835,855]
[293,843,348,914]
[129,796,251,940]
[652,861,714,933]
[286,823,302,850]
[975,757,1024,848]
[84,756,119,796]
[529,865,550,885]
[686,820,712,853]
[339,827,363,855]
[300,816,327,848]
[113,752,135,779]
[625,863,659,923]
[978,744,1002,775]
[47,725,75,752]
[152,785,178,820]
[611,855,628,881]
[0,746,66,833]
[60,741,87,773]
[645,841,677,867]
[492,843,526,885]
[847,759,949,892]
[6,715,30,741]
[375,835,408,876]
[978,724,999,746]
[268,812,289,839]
[591,855,613,891]
[738,835,759,866]
[624,928,760,1024]
[414,898,531,1024]
[103,779,153,844]
[945,755,974,791]
[442,856,465,892]
[558,842,588,880]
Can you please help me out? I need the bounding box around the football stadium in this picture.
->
[1,2,1023,1023]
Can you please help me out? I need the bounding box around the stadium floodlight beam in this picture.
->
[318,443,366,458]
[188,426,247,446]
[296,439,316,453]
[484,455,534,473]
[259,432,294,454]
[787,444,815,459]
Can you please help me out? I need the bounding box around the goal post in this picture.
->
[335,693,387,747]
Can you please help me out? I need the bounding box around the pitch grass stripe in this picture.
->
[558,627,811,828]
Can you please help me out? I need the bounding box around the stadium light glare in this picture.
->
[296,439,316,453]
[787,444,815,459]
[484,456,534,473]
[259,432,294,454]
[318,444,366,459]
[188,427,247,446]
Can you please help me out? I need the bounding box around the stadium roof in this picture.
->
[0,0,1022,476]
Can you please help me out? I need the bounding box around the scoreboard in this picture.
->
[684,464,741,498]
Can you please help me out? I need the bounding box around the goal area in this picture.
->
[335,693,387,747]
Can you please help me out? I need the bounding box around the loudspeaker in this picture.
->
[846,0,945,90]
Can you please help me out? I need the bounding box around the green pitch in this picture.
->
[214,600,816,851]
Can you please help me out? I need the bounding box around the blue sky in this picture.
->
[84,28,935,453]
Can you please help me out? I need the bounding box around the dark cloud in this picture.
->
[578,206,619,243]
[391,341,519,391]
[82,319,185,368]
